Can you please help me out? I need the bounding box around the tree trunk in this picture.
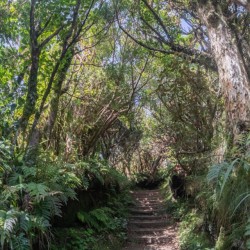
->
[197,1,250,135]
[44,51,73,141]
[20,0,39,131]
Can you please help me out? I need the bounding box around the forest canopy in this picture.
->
[0,0,249,249]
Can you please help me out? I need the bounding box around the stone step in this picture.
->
[133,200,164,205]
[129,215,167,221]
[129,208,165,215]
[130,203,165,209]
[130,204,165,210]
[124,189,179,249]
[122,243,175,250]
[128,227,167,235]
[133,199,164,204]
[129,219,169,228]
[131,191,162,196]
[130,235,172,245]
[123,243,174,250]
[133,197,164,201]
[132,204,164,209]
[131,189,161,193]
[131,197,163,201]
[134,197,164,202]
[131,193,162,197]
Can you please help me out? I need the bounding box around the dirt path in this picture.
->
[123,189,179,250]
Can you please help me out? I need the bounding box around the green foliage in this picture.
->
[179,210,212,250]
[53,189,130,250]
[0,1,249,250]
[51,228,96,250]
[77,158,129,190]
[246,218,250,250]
[0,208,49,249]
[0,142,78,249]
[0,135,130,249]
[77,207,113,232]
[163,195,212,250]
[206,134,250,248]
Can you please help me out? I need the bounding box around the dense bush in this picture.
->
[52,190,131,250]
[206,134,250,249]
[0,140,130,249]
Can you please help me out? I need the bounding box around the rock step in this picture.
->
[131,189,161,193]
[129,208,165,215]
[129,215,167,220]
[131,191,161,193]
[124,189,179,250]
[123,243,174,250]
[130,203,165,208]
[133,197,164,201]
[134,197,164,201]
[131,192,162,196]
[128,227,167,235]
[131,197,163,201]
[132,204,164,209]
[133,200,164,204]
[130,205,165,210]
[131,193,162,197]
[130,235,172,244]
[132,198,163,202]
[129,219,169,228]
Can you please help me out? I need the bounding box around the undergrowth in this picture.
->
[0,140,130,250]
[164,197,212,250]
[51,190,131,250]
[162,133,250,250]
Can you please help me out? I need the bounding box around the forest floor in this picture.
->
[123,189,179,250]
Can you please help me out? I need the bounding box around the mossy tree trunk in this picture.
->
[197,0,250,136]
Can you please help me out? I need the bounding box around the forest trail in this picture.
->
[123,189,179,250]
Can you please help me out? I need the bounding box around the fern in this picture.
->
[207,158,241,196]
[206,133,250,248]
[246,218,250,250]
[0,209,18,247]
[77,158,128,189]
[22,166,37,178]
[207,162,226,183]
[31,216,51,232]
[11,233,30,250]
[232,192,250,216]
[220,158,239,196]
[77,207,114,232]
[81,176,90,190]
[90,207,112,226]
[44,196,63,218]
[26,182,50,201]
[19,212,31,233]
[0,209,18,233]
[77,211,101,231]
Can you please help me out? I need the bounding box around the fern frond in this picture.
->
[245,218,250,250]
[31,216,51,232]
[77,211,100,230]
[0,209,18,233]
[26,182,50,201]
[90,208,111,226]
[45,196,63,217]
[22,166,37,178]
[19,212,31,233]
[207,162,225,183]
[232,192,250,217]
[220,158,240,196]
[11,233,29,250]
